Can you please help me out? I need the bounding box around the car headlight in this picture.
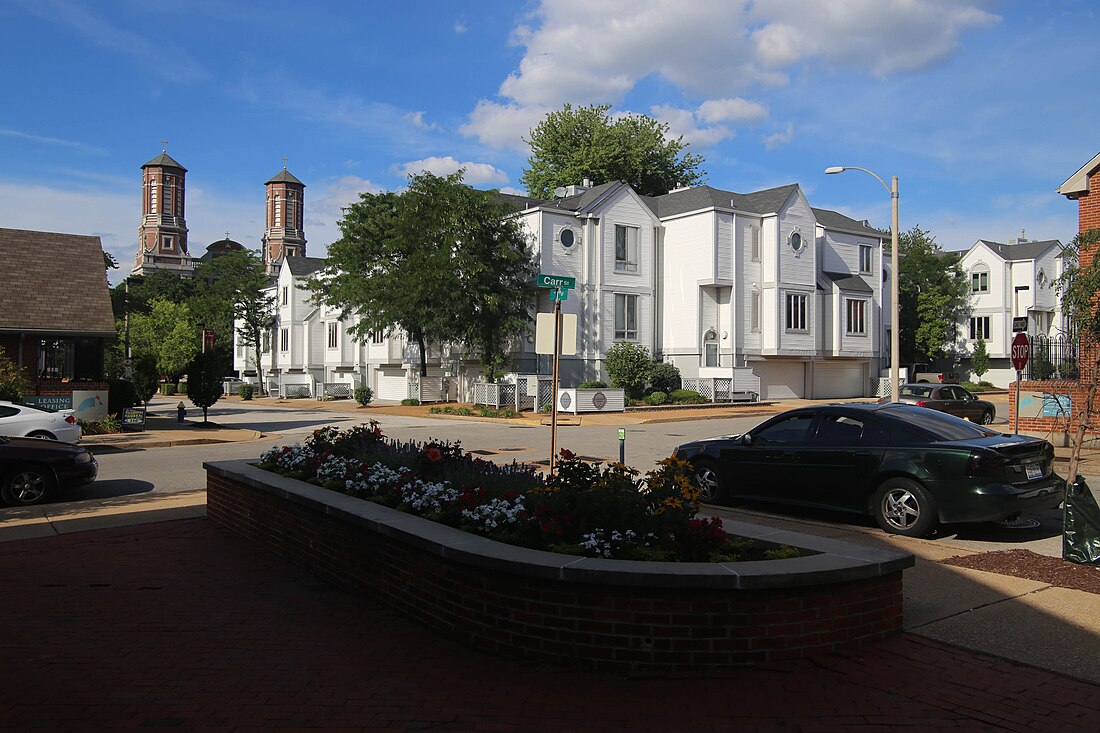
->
[74,451,93,464]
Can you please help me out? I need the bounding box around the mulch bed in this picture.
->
[943,548,1100,595]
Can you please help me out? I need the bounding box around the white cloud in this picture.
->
[648,106,731,148]
[308,175,386,249]
[763,123,794,150]
[395,156,509,186]
[454,22,467,34]
[696,98,768,125]
[462,0,998,149]
[404,111,439,130]
[0,128,107,156]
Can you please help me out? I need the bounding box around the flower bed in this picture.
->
[204,424,913,671]
[256,423,795,562]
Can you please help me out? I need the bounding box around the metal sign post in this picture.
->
[549,289,562,474]
[1010,332,1030,435]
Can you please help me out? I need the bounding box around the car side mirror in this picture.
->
[741,433,754,446]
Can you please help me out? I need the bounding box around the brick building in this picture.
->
[0,228,115,411]
[1008,150,1100,433]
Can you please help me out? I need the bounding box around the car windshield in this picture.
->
[899,385,933,398]
[883,405,998,440]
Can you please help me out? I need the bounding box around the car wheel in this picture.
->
[26,431,56,440]
[980,410,994,425]
[2,464,56,507]
[692,459,727,504]
[873,478,938,537]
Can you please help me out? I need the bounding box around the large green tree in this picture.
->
[312,171,537,378]
[193,249,274,390]
[897,225,970,364]
[128,298,200,381]
[521,104,705,198]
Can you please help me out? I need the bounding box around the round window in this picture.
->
[789,231,804,252]
[559,228,575,249]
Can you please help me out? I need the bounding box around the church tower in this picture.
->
[262,163,306,274]
[133,145,191,277]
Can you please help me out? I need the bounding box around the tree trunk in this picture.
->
[254,327,265,396]
[416,330,428,377]
[1067,355,1100,483]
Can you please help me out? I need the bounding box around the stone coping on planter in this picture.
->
[204,460,914,590]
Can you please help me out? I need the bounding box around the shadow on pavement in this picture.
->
[64,479,155,503]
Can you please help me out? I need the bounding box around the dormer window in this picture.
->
[859,244,873,274]
[615,225,638,272]
[971,266,989,293]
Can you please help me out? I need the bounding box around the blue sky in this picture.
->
[1,0,1097,285]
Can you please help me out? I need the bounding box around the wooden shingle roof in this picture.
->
[0,228,116,336]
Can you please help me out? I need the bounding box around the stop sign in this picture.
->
[1010,332,1030,371]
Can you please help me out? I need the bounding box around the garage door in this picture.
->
[374,368,409,402]
[754,361,806,399]
[813,361,866,399]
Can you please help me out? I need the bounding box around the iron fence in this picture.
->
[1026,335,1079,381]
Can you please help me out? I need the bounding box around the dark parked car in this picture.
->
[0,435,97,507]
[673,403,1064,537]
[881,383,996,424]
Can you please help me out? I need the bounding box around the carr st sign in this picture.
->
[536,273,576,290]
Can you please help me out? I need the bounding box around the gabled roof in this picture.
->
[266,168,305,186]
[652,184,799,218]
[973,239,1063,261]
[142,152,187,171]
[812,207,886,237]
[0,228,115,336]
[284,256,327,277]
[824,271,874,293]
[1057,151,1100,199]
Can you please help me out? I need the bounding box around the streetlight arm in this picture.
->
[824,166,891,196]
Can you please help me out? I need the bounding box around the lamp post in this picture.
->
[824,166,900,403]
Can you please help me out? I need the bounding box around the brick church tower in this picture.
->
[132,146,191,277]
[262,164,306,274]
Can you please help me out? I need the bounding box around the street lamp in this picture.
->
[824,166,900,403]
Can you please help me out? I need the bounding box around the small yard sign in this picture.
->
[121,406,147,431]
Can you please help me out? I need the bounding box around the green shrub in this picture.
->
[78,415,122,435]
[0,353,31,401]
[107,379,138,416]
[578,380,608,389]
[643,391,667,406]
[239,383,255,400]
[649,361,681,393]
[605,342,653,399]
[354,386,373,406]
[401,398,421,406]
[176,381,188,395]
[669,389,707,404]
[161,383,178,395]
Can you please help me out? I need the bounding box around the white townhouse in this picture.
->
[956,236,1070,387]
[236,178,887,402]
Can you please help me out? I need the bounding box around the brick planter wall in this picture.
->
[205,460,913,671]
[1008,380,1096,434]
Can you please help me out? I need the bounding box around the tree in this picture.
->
[128,299,200,381]
[897,225,970,364]
[311,171,536,378]
[522,104,705,198]
[193,249,274,392]
[605,342,653,399]
[971,334,990,381]
[187,349,224,423]
[0,352,31,401]
[131,354,159,404]
[1056,228,1100,482]
[104,251,119,273]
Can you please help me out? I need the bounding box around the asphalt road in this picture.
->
[54,396,1093,560]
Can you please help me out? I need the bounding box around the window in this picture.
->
[1037,268,1047,287]
[236,340,243,357]
[703,330,718,367]
[614,293,638,340]
[789,230,804,252]
[149,179,157,213]
[750,291,761,333]
[753,413,815,444]
[161,236,173,252]
[785,293,807,331]
[971,271,989,293]
[327,322,339,349]
[281,286,288,305]
[750,226,760,262]
[859,245,873,274]
[969,316,990,340]
[280,327,289,352]
[614,225,638,272]
[274,194,281,226]
[370,329,385,345]
[846,299,866,335]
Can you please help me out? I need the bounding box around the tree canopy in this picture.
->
[311,170,537,378]
[128,299,200,381]
[521,104,705,198]
[897,225,970,364]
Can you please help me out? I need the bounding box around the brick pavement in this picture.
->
[2,518,1099,732]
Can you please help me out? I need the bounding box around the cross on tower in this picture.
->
[282,157,288,170]
[161,139,168,153]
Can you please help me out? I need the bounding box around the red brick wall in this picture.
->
[207,471,905,671]
[1008,380,1097,434]
[1079,170,1100,236]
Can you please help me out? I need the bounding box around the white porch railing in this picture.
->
[410,375,449,403]
[472,376,553,411]
[683,369,759,402]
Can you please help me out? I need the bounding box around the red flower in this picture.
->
[425,447,443,463]
[373,427,383,438]
[559,448,576,460]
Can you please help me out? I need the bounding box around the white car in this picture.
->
[0,401,82,443]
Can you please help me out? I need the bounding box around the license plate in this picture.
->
[1025,463,1044,480]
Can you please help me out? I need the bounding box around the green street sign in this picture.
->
[550,288,568,301]
[537,273,576,290]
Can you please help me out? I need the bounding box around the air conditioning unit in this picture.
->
[556,226,580,252]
